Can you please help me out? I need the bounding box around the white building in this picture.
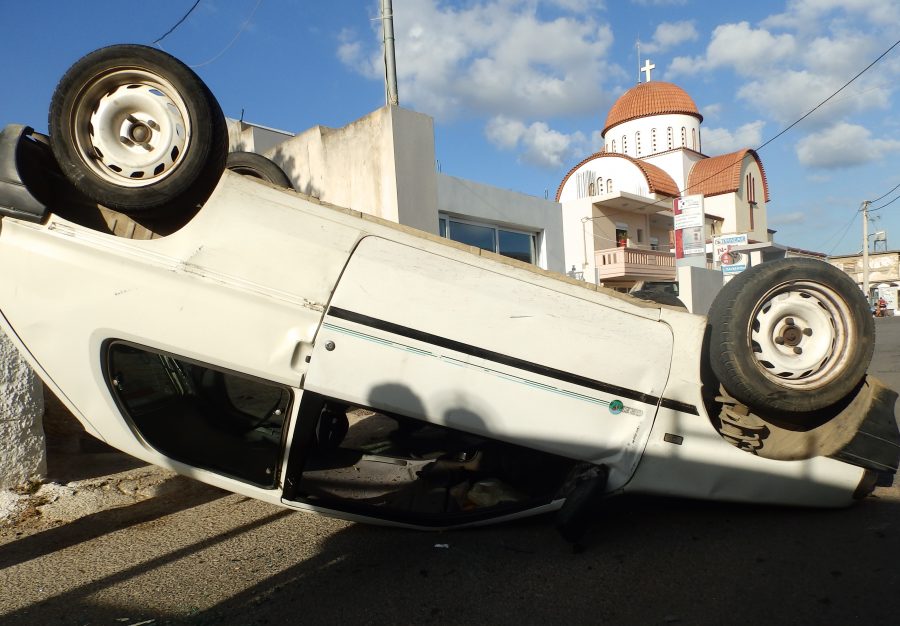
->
[557,65,771,288]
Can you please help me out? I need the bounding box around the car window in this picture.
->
[106,342,291,487]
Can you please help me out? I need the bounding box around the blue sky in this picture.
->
[2,0,899,256]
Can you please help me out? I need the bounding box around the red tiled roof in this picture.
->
[555,152,680,201]
[685,149,770,201]
[603,81,702,136]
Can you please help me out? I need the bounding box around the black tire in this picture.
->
[49,44,227,216]
[707,257,874,419]
[226,151,293,189]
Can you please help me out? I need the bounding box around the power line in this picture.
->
[152,0,201,45]
[870,193,900,212]
[190,0,263,68]
[869,180,900,204]
[826,209,861,255]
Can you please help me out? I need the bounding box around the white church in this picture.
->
[556,60,771,289]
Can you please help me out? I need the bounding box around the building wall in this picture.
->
[642,149,704,194]
[558,157,656,202]
[263,106,439,233]
[226,119,294,154]
[606,113,702,159]
[437,175,564,273]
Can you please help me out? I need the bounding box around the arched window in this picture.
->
[635,131,641,157]
[611,139,616,152]
[667,127,673,150]
[622,135,628,154]
[681,127,686,147]
[692,128,697,150]
[607,179,613,194]
[588,182,595,196]
[596,177,604,195]
[651,128,657,153]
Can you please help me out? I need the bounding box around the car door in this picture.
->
[302,235,675,490]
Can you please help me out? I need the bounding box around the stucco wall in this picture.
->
[0,332,46,490]
[264,106,438,234]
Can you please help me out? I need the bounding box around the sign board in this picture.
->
[713,234,749,275]
[674,195,705,262]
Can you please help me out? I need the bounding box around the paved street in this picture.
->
[2,317,899,625]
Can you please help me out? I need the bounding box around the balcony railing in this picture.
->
[594,246,677,282]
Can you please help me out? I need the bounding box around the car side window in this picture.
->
[106,342,291,487]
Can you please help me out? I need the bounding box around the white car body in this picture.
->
[1,132,888,529]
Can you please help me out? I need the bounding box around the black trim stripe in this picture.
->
[326,307,698,415]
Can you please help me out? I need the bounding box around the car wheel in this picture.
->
[49,44,227,216]
[226,151,293,189]
[707,257,873,421]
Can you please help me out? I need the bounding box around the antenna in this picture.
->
[636,40,641,84]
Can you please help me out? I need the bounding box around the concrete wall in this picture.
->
[226,119,294,155]
[264,106,438,235]
[437,174,565,273]
[0,332,46,490]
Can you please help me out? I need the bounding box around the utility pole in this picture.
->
[862,200,870,304]
[381,0,399,106]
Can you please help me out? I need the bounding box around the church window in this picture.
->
[596,177,604,194]
[611,139,616,152]
[681,127,686,147]
[692,128,697,150]
[635,131,641,157]
[622,135,627,154]
[607,179,613,194]
[667,127,673,150]
[588,182,595,196]
[651,128,657,153]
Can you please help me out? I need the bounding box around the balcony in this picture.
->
[594,246,676,282]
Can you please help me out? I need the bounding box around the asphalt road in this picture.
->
[2,317,899,626]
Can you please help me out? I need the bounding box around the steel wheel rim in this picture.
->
[748,280,853,390]
[70,68,191,188]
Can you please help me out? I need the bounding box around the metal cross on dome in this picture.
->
[641,59,655,82]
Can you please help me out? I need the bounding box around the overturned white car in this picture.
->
[1,46,897,537]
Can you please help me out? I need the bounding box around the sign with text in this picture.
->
[713,234,749,275]
[674,195,705,262]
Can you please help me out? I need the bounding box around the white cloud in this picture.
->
[641,20,698,54]
[763,0,900,30]
[701,103,723,120]
[485,115,588,169]
[702,121,765,153]
[338,0,621,120]
[795,122,900,168]
[670,22,796,78]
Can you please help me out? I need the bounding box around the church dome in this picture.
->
[603,81,702,137]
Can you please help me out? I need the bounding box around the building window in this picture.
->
[651,128,657,153]
[622,135,627,154]
[607,179,613,194]
[611,139,616,152]
[596,177,604,195]
[635,131,641,157]
[616,226,628,247]
[637,228,644,243]
[692,128,697,150]
[440,215,537,264]
[667,127,673,150]
[681,127,686,147]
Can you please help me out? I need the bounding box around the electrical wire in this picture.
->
[870,193,900,212]
[152,0,201,45]
[190,0,263,68]
[868,180,900,204]
[825,210,861,255]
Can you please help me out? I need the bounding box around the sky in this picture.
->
[1,0,899,257]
